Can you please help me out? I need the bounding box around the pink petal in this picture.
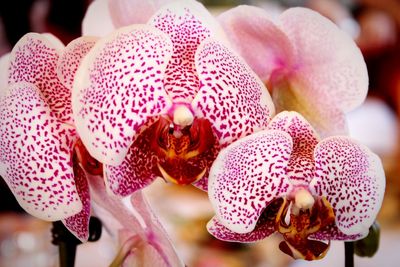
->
[130,193,185,267]
[104,119,159,196]
[279,7,368,113]
[310,137,385,236]
[149,1,227,102]
[82,0,115,37]
[62,159,91,242]
[0,82,81,221]
[207,198,282,243]
[267,111,319,185]
[310,224,365,241]
[57,36,98,89]
[192,39,274,148]
[272,79,349,138]
[8,33,73,123]
[217,5,295,83]
[208,130,292,234]
[0,53,10,97]
[87,175,183,266]
[72,25,173,165]
[87,172,147,240]
[108,0,173,27]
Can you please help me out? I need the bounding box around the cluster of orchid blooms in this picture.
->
[0,0,385,265]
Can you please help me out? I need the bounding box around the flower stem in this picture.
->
[345,242,354,267]
[51,217,102,267]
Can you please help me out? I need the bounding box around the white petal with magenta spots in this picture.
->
[149,0,227,102]
[62,161,91,241]
[267,111,319,185]
[209,130,292,234]
[8,33,72,123]
[310,136,385,236]
[0,82,81,221]
[192,39,274,147]
[73,25,173,165]
[57,36,98,89]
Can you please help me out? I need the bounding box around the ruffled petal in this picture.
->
[0,83,81,221]
[217,5,295,83]
[108,0,174,27]
[267,111,319,185]
[57,36,98,89]
[0,53,10,97]
[104,119,159,196]
[72,25,173,165]
[149,0,227,102]
[62,158,91,242]
[279,7,368,113]
[310,137,385,236]
[8,33,73,123]
[208,130,292,234]
[82,0,115,37]
[192,39,274,148]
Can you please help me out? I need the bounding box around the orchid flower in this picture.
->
[218,6,368,137]
[0,32,183,266]
[207,111,385,260]
[73,0,274,195]
[0,33,98,241]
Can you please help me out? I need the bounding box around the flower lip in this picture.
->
[157,163,206,185]
[151,116,215,185]
[276,196,335,260]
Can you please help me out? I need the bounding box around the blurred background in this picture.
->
[0,0,400,266]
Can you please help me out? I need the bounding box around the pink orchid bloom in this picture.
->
[0,33,99,241]
[0,33,183,266]
[73,0,274,195]
[207,111,385,260]
[218,6,368,137]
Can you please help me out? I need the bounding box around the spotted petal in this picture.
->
[8,33,73,123]
[310,137,385,236]
[209,130,292,234]
[72,25,173,166]
[192,39,274,148]
[0,82,81,221]
[310,224,365,241]
[207,199,283,242]
[149,0,227,102]
[217,5,295,83]
[267,111,319,185]
[57,36,98,89]
[104,120,159,196]
[62,158,91,242]
[279,7,368,113]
